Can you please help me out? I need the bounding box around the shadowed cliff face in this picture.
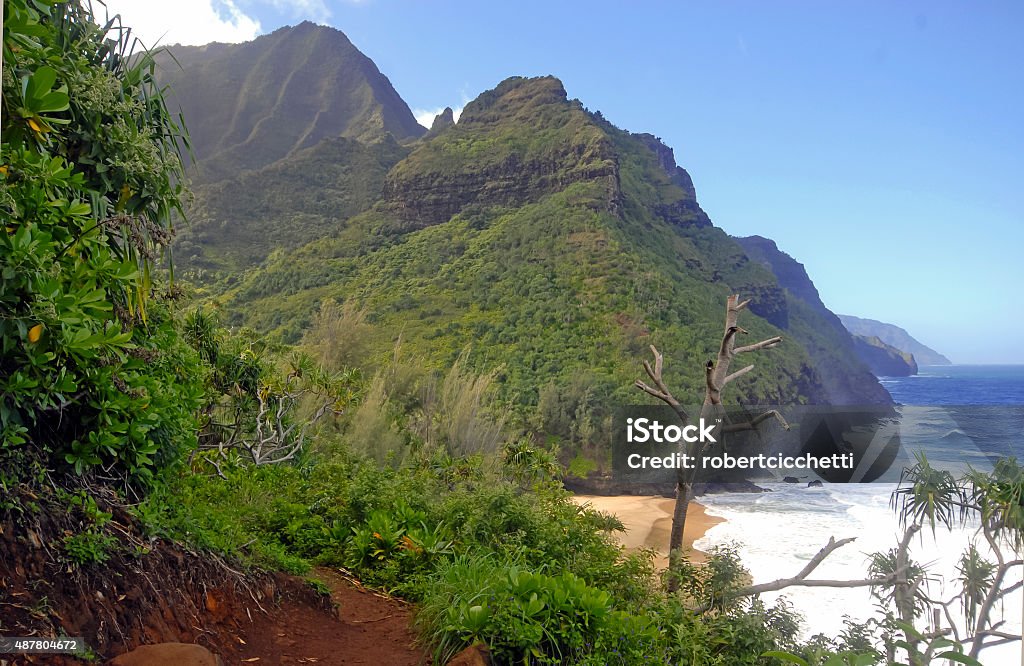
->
[174,135,411,272]
[631,133,712,231]
[204,74,892,408]
[158,22,424,184]
[734,235,894,404]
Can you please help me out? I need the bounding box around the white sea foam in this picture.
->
[695,484,1022,664]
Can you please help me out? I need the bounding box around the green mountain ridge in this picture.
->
[175,134,410,273]
[184,69,890,412]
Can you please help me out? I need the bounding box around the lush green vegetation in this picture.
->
[139,416,817,665]
[186,73,886,473]
[0,14,813,657]
[1,0,200,487]
[4,5,1014,666]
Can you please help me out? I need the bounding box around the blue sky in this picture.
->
[110,1,1024,363]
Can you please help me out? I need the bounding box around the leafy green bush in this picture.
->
[1,0,200,486]
[63,530,117,565]
[417,554,661,664]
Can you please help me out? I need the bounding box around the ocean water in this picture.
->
[882,365,1024,406]
[695,365,1024,664]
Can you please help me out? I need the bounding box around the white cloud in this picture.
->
[413,105,464,130]
[413,91,473,129]
[267,0,331,23]
[99,0,261,47]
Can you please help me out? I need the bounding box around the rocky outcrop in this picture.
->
[380,148,619,230]
[851,334,919,376]
[429,106,456,133]
[379,77,621,230]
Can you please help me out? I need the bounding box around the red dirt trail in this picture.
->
[235,567,427,665]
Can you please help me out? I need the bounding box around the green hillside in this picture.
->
[175,134,409,273]
[209,76,889,419]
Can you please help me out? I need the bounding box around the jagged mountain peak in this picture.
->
[458,76,570,125]
[158,23,425,183]
[427,107,456,134]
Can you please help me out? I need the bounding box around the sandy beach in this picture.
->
[572,495,723,566]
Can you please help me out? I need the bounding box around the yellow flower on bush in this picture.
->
[28,324,44,344]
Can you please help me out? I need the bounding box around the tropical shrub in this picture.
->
[1,0,201,487]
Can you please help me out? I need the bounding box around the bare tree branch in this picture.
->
[733,336,783,355]
[636,345,689,424]
[719,326,746,358]
[721,364,754,386]
[734,536,857,596]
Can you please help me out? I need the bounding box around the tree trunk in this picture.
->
[666,479,693,592]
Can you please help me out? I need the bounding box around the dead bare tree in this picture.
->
[635,294,788,590]
[195,373,343,471]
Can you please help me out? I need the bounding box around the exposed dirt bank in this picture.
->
[0,487,427,665]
